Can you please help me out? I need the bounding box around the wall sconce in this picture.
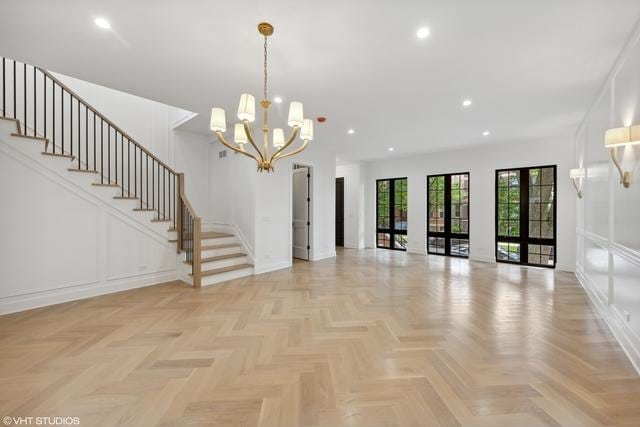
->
[604,125,640,188]
[569,168,585,198]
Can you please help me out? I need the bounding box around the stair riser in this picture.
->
[201,256,248,272]
[201,236,236,246]
[201,267,254,286]
[201,246,243,258]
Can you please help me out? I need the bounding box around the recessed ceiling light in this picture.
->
[347,129,355,135]
[274,96,282,104]
[416,27,430,39]
[462,99,472,107]
[388,147,394,152]
[482,130,491,136]
[94,17,111,29]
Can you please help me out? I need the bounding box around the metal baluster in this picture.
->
[43,74,46,142]
[134,145,137,198]
[61,88,65,153]
[93,113,96,170]
[140,148,143,209]
[107,124,111,183]
[77,98,81,168]
[52,82,55,153]
[146,154,149,209]
[126,138,130,197]
[13,60,16,119]
[152,159,155,213]
[2,58,5,118]
[33,66,36,137]
[85,105,88,170]
[69,93,72,157]
[100,118,104,183]
[23,63,26,132]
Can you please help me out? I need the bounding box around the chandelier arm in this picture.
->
[270,126,300,162]
[215,131,260,164]
[243,120,265,163]
[273,140,309,162]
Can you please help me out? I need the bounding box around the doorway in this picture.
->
[427,172,470,258]
[335,177,344,247]
[376,177,408,250]
[292,165,311,260]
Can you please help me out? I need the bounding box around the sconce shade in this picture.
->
[288,101,304,128]
[234,123,248,144]
[604,125,640,147]
[210,108,226,132]
[237,93,256,122]
[273,128,285,148]
[300,119,314,141]
[569,168,585,179]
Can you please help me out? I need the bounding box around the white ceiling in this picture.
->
[1,1,639,162]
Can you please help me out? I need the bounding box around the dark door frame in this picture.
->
[427,172,470,258]
[335,177,344,247]
[376,177,407,251]
[494,164,557,268]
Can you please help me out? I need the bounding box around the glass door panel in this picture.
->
[377,177,408,251]
[427,172,469,258]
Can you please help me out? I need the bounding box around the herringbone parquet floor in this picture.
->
[1,249,639,426]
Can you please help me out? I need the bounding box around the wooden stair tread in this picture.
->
[196,263,253,277]
[202,243,241,250]
[201,231,234,239]
[201,253,246,263]
[92,183,118,187]
[67,168,97,174]
[42,152,74,160]
[11,132,48,142]
[133,208,155,211]
[114,196,138,200]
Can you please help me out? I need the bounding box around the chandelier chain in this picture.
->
[263,36,268,100]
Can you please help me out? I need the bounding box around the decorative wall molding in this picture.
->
[0,271,180,315]
[1,123,181,315]
[576,268,640,374]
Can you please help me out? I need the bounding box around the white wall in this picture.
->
[363,136,576,271]
[575,22,640,372]
[173,130,212,220]
[336,162,365,249]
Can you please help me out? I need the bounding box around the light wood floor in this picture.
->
[1,249,639,427]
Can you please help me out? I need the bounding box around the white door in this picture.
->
[292,167,309,260]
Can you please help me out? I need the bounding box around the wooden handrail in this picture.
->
[176,173,201,288]
[37,67,177,174]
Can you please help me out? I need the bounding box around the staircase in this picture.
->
[0,56,253,288]
[183,231,254,286]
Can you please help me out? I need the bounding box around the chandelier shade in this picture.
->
[234,123,248,144]
[273,128,285,148]
[210,22,313,172]
[301,119,314,141]
[237,94,256,122]
[210,108,226,132]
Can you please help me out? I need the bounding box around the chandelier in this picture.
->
[209,22,313,173]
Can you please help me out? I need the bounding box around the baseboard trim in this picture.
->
[0,270,179,315]
[576,268,640,375]
[312,251,337,262]
[254,261,292,275]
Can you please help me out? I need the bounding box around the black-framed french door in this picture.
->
[495,165,557,268]
[427,173,470,258]
[376,177,407,251]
